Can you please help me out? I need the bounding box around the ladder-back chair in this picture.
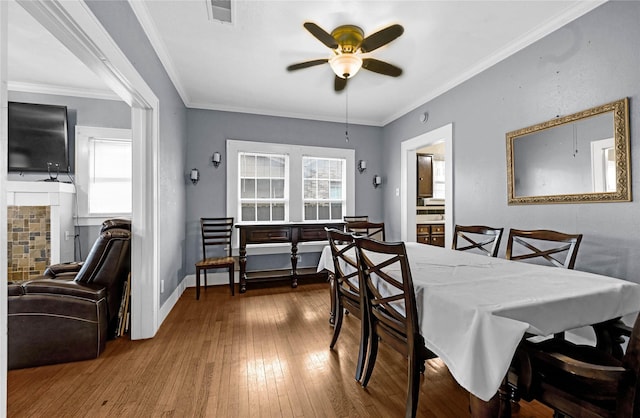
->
[195,217,235,298]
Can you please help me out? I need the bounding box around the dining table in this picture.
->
[317,242,640,415]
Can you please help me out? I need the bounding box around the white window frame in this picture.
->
[238,151,289,222]
[302,156,347,221]
[227,139,355,252]
[75,125,132,226]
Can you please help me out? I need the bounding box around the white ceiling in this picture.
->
[8,0,605,126]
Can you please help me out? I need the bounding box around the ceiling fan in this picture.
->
[287,22,404,92]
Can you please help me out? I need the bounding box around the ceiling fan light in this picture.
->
[329,54,363,79]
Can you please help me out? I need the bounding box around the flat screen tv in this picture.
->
[8,101,69,174]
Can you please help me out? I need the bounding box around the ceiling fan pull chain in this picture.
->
[345,89,350,142]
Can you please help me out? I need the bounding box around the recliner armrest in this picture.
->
[23,279,106,302]
[42,261,84,279]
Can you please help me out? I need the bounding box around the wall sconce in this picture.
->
[190,168,200,185]
[211,151,221,168]
[373,174,382,188]
[357,160,367,173]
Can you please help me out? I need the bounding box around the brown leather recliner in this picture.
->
[8,219,131,369]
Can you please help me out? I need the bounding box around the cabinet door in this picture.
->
[417,154,433,198]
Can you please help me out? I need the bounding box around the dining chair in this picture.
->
[345,221,385,241]
[505,229,583,269]
[355,236,437,418]
[344,215,369,223]
[326,227,368,382]
[514,312,640,418]
[195,217,235,298]
[451,224,504,257]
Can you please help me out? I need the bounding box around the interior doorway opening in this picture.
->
[400,123,453,245]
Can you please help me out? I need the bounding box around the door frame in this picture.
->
[1,1,161,406]
[400,123,454,245]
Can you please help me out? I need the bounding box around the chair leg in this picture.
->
[329,274,337,326]
[203,270,208,289]
[330,305,344,349]
[355,309,369,382]
[405,343,421,418]
[228,266,235,296]
[196,268,201,300]
[361,329,379,388]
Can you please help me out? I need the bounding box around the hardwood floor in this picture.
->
[8,282,552,417]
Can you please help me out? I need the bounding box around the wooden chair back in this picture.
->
[355,236,435,418]
[196,217,235,297]
[452,224,504,257]
[516,311,640,418]
[506,229,582,269]
[344,215,369,223]
[327,228,359,304]
[201,217,234,258]
[326,227,367,381]
[346,221,385,241]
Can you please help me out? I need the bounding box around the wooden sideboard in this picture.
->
[236,222,344,293]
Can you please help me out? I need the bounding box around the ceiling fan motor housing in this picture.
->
[331,25,364,53]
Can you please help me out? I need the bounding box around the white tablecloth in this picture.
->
[317,242,640,401]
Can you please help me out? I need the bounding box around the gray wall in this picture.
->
[184,109,384,274]
[382,1,640,282]
[86,0,188,306]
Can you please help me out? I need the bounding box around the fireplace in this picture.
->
[6,181,75,282]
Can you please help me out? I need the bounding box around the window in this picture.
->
[75,126,132,225]
[239,152,288,222]
[303,157,345,221]
[89,139,132,214]
[227,139,355,226]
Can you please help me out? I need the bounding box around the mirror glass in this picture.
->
[507,98,630,204]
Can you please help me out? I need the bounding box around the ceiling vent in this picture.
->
[206,0,233,24]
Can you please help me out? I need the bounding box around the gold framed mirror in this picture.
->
[507,98,631,205]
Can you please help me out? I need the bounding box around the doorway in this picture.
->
[400,123,453,245]
[1,1,161,407]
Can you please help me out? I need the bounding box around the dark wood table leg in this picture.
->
[290,242,298,288]
[239,245,247,293]
[469,378,511,418]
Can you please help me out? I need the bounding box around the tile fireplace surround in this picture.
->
[7,206,51,282]
[6,181,75,282]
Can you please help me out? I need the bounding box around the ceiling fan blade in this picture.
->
[334,75,347,92]
[362,58,403,77]
[304,22,339,49]
[287,59,329,71]
[360,24,404,53]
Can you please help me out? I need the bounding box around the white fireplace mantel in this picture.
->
[7,181,76,264]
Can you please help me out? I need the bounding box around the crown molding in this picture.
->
[128,0,190,105]
[8,80,120,101]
